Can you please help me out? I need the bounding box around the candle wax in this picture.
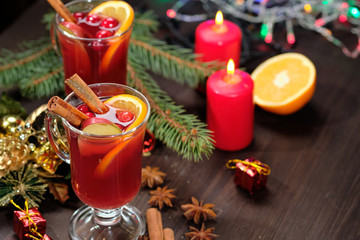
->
[195,20,242,67]
[206,69,254,151]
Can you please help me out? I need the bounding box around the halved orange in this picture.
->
[89,1,134,74]
[94,94,148,176]
[251,52,316,115]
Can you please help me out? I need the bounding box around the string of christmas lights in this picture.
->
[166,0,360,58]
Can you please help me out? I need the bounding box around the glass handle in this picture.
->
[45,112,70,164]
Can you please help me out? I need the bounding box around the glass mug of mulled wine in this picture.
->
[45,81,150,239]
[51,0,134,94]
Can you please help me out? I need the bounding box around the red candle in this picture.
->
[206,59,254,151]
[195,11,242,67]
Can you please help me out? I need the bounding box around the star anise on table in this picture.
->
[185,223,218,240]
[181,196,217,224]
[148,186,176,209]
[141,166,166,188]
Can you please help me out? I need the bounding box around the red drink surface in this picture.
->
[66,102,146,209]
[56,12,132,94]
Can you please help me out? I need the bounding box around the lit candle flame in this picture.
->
[227,59,235,75]
[215,11,223,25]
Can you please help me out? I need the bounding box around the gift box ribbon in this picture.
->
[226,158,271,175]
[10,199,45,240]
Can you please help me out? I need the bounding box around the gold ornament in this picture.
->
[0,135,29,178]
[0,105,61,177]
[34,142,61,174]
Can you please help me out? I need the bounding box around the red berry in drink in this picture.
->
[100,17,120,30]
[73,12,87,22]
[116,110,134,123]
[86,14,102,25]
[96,30,112,38]
[85,112,96,118]
[77,104,90,113]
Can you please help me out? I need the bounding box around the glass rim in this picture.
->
[61,83,150,139]
[54,0,134,41]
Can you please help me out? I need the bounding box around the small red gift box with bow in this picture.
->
[227,157,271,194]
[12,200,47,240]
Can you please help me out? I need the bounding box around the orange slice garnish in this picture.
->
[251,52,316,115]
[94,94,148,176]
[89,1,134,74]
[104,94,147,131]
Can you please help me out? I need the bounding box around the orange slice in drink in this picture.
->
[89,1,134,74]
[94,94,147,176]
[251,52,316,115]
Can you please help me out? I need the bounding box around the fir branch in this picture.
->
[133,10,159,37]
[129,36,222,88]
[0,92,27,118]
[19,63,64,99]
[0,38,53,87]
[127,58,214,161]
[42,12,55,31]
[0,164,47,208]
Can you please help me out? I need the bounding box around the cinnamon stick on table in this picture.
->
[164,228,175,240]
[47,96,89,127]
[65,74,109,114]
[46,0,76,23]
[146,208,164,240]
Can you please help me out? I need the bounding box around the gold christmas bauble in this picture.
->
[1,116,25,134]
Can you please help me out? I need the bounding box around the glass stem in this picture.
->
[93,207,123,226]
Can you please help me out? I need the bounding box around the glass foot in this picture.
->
[69,204,145,240]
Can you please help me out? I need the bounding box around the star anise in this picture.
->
[141,166,166,188]
[148,186,176,209]
[181,196,217,224]
[185,223,218,240]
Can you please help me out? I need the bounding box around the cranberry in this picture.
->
[95,30,112,38]
[73,12,87,22]
[85,112,96,118]
[116,110,135,123]
[85,14,102,25]
[100,17,119,30]
[77,104,90,113]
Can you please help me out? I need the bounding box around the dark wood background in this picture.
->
[1,0,360,239]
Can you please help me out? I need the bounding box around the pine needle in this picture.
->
[133,10,160,36]
[130,36,222,88]
[127,57,214,161]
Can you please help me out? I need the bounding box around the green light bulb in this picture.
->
[260,24,268,38]
[349,7,360,18]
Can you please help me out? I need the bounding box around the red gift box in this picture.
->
[13,206,47,240]
[233,157,271,194]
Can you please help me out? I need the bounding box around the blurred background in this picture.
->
[0,0,36,33]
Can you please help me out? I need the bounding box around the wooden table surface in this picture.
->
[1,1,360,239]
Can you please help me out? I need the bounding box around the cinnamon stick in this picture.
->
[163,228,175,240]
[65,74,109,114]
[47,0,76,23]
[47,96,89,127]
[146,208,164,240]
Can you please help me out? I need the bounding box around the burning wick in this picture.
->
[215,11,223,25]
[224,59,240,84]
